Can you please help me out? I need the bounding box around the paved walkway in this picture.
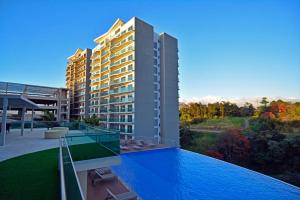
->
[0,128,59,162]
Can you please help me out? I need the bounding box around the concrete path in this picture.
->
[0,128,59,162]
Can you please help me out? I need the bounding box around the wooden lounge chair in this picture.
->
[133,145,142,150]
[92,170,116,185]
[106,188,137,200]
[135,140,145,147]
[120,145,130,151]
[96,167,112,175]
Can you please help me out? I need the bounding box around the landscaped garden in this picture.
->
[0,148,59,200]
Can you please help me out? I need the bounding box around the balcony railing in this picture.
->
[109,87,134,95]
[109,97,134,104]
[108,118,134,123]
[109,108,134,113]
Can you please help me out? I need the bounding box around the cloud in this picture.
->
[180,96,300,107]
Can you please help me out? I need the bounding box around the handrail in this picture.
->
[59,138,67,200]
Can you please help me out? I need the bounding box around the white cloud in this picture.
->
[180,96,300,107]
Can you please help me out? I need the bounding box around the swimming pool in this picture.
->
[112,148,300,200]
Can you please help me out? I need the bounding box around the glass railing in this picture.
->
[101,74,109,80]
[67,124,120,156]
[10,120,62,129]
[100,91,109,96]
[108,118,134,123]
[109,97,134,104]
[109,108,134,113]
[60,138,84,200]
[101,66,109,72]
[109,87,134,95]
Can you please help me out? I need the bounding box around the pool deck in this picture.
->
[87,170,138,200]
[0,128,59,161]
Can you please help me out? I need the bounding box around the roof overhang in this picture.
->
[94,18,125,43]
[0,94,40,109]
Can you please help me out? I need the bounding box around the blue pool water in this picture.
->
[112,148,300,200]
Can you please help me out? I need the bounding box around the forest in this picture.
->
[180,98,300,187]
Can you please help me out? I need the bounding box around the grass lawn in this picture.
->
[184,131,218,154]
[190,117,247,130]
[0,148,59,200]
[69,143,117,161]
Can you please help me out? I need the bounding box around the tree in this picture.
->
[83,114,99,126]
[214,129,250,165]
[260,97,269,113]
[180,124,193,147]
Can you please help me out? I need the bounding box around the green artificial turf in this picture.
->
[0,148,60,200]
[69,143,117,161]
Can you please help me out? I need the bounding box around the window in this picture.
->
[154,110,158,117]
[128,94,133,101]
[128,55,133,61]
[154,42,157,49]
[127,125,132,133]
[154,84,158,91]
[128,35,133,41]
[127,104,133,112]
[128,84,133,90]
[128,64,133,71]
[121,105,126,112]
[121,77,126,82]
[128,26,133,31]
[128,74,133,81]
[128,115,133,122]
[154,59,158,65]
[120,115,126,122]
[154,51,157,57]
[121,67,126,72]
[121,58,126,63]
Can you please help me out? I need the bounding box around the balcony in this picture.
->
[110,78,134,86]
[100,109,108,113]
[101,66,109,73]
[108,118,134,123]
[109,87,134,95]
[109,108,134,113]
[109,97,134,104]
[100,91,109,96]
[99,117,108,122]
[100,99,109,104]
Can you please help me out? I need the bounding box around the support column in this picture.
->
[21,107,26,136]
[77,170,87,199]
[31,109,34,131]
[1,97,8,146]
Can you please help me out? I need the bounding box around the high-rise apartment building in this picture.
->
[66,48,92,120]
[67,17,179,146]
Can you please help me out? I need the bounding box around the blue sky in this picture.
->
[0,0,299,101]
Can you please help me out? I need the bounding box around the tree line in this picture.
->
[180,98,300,123]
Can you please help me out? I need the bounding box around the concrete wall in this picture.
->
[85,49,92,119]
[159,33,179,146]
[133,17,155,140]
